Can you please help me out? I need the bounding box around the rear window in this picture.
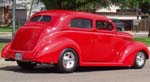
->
[30,15,51,22]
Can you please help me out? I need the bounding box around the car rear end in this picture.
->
[1,13,60,63]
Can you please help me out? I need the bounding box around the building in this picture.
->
[0,0,45,26]
[96,5,140,31]
[0,0,11,25]
[12,0,45,26]
[14,0,45,18]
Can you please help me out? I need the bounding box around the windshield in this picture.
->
[30,15,52,22]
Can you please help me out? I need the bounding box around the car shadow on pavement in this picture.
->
[0,65,58,74]
[0,65,132,74]
[76,66,131,73]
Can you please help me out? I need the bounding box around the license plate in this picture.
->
[15,53,22,60]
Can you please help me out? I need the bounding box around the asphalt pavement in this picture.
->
[0,59,150,82]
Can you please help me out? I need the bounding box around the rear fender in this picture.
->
[35,37,81,64]
[1,42,11,58]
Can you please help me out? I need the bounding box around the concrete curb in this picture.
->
[125,31,149,38]
[0,59,16,66]
[0,32,12,37]
[148,47,150,49]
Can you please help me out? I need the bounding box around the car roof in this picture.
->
[33,10,110,21]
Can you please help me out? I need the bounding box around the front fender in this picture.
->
[35,37,81,64]
[119,42,149,66]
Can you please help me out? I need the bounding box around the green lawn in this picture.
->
[0,43,6,53]
[0,26,12,32]
[134,38,150,46]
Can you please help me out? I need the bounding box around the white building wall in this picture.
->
[105,15,139,20]
[96,5,120,12]
[0,0,11,6]
[16,0,31,4]
[96,5,140,20]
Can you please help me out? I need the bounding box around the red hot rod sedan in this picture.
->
[1,10,149,73]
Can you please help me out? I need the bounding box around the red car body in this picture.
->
[1,10,149,72]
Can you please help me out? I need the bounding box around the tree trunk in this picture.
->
[4,6,9,25]
[148,18,150,38]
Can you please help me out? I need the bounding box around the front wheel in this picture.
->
[57,48,78,73]
[132,51,146,69]
[16,61,37,70]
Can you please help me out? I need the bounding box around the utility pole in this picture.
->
[12,0,16,38]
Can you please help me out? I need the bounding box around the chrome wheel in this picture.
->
[63,52,75,69]
[136,52,145,66]
[133,51,146,69]
[57,48,78,73]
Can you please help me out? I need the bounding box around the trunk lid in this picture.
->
[10,25,45,51]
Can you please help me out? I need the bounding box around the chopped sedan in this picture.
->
[1,10,149,73]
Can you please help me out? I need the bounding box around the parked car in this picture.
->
[112,19,125,31]
[1,10,149,73]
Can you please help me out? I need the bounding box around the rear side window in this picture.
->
[41,16,51,22]
[70,18,92,29]
[30,15,51,22]
[30,15,41,22]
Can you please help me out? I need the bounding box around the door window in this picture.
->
[70,18,92,29]
[96,20,113,31]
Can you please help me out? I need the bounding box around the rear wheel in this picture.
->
[57,48,78,73]
[132,51,146,69]
[16,61,37,70]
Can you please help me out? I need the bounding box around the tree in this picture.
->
[140,2,150,15]
[42,0,150,12]
[42,0,112,12]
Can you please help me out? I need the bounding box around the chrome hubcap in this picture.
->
[136,52,145,66]
[63,52,75,69]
